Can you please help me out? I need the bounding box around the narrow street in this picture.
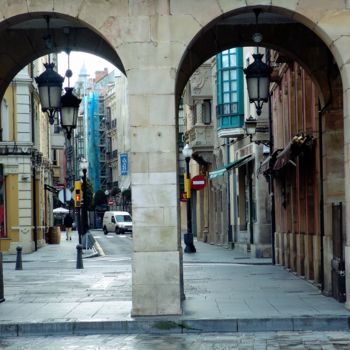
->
[92,229,133,257]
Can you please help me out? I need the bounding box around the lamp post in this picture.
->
[243,53,272,116]
[245,115,258,140]
[35,63,65,125]
[80,158,88,236]
[60,87,81,140]
[182,144,196,253]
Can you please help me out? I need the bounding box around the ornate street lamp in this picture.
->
[244,53,272,116]
[60,87,81,139]
[243,9,272,116]
[35,63,64,125]
[182,144,196,253]
[245,116,258,136]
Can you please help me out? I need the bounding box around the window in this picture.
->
[202,100,211,125]
[216,48,244,116]
[53,149,59,166]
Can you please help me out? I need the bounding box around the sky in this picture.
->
[57,51,117,86]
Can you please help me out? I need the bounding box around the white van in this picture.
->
[102,211,133,235]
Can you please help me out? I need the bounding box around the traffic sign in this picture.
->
[191,175,207,190]
[108,199,114,206]
[58,188,72,203]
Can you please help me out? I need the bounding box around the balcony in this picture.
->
[216,103,245,138]
[187,124,214,164]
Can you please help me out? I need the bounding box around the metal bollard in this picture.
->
[15,246,22,270]
[0,252,4,302]
[76,244,84,269]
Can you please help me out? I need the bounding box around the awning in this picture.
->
[273,143,296,171]
[258,149,281,176]
[209,155,252,180]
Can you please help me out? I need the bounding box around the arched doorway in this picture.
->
[175,5,347,309]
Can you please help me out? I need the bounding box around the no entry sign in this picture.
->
[191,175,207,190]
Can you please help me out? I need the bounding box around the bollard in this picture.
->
[0,252,4,302]
[76,244,84,269]
[15,246,22,270]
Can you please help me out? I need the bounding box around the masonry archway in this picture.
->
[175,5,347,308]
[1,1,350,317]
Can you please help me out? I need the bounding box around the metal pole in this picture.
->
[82,169,87,235]
[0,252,4,302]
[184,157,196,253]
[77,207,82,244]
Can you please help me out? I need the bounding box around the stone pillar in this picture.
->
[127,68,181,316]
[251,147,272,258]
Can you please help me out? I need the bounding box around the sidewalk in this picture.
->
[0,231,349,336]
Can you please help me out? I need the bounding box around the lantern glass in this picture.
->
[38,85,62,110]
[182,144,193,159]
[244,53,272,104]
[60,87,81,135]
[245,119,257,135]
[35,63,64,111]
[80,158,88,171]
[60,106,78,130]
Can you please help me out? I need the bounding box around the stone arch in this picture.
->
[175,5,342,109]
[0,11,126,99]
[175,3,350,306]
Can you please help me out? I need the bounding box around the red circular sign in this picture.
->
[191,175,207,190]
[108,200,114,205]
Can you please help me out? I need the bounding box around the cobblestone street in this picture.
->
[1,331,350,349]
[0,332,350,350]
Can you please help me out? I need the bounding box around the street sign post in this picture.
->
[191,175,207,191]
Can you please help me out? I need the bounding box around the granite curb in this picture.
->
[0,317,349,337]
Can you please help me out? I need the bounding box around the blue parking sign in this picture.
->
[120,153,128,176]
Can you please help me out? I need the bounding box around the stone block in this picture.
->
[127,67,175,95]
[296,0,345,26]
[150,15,200,44]
[133,225,178,252]
[250,243,271,258]
[296,233,305,276]
[170,0,222,27]
[304,234,314,281]
[129,0,170,16]
[133,207,165,226]
[238,318,293,332]
[131,172,176,186]
[316,10,350,46]
[217,0,246,12]
[76,0,129,36]
[132,183,177,207]
[132,251,181,315]
[128,94,176,127]
[131,125,176,153]
[293,317,349,331]
[323,236,333,294]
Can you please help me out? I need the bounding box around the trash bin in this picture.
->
[48,226,61,244]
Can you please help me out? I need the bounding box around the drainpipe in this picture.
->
[266,50,276,265]
[269,94,276,265]
[226,138,233,245]
[318,99,326,291]
[31,84,38,251]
